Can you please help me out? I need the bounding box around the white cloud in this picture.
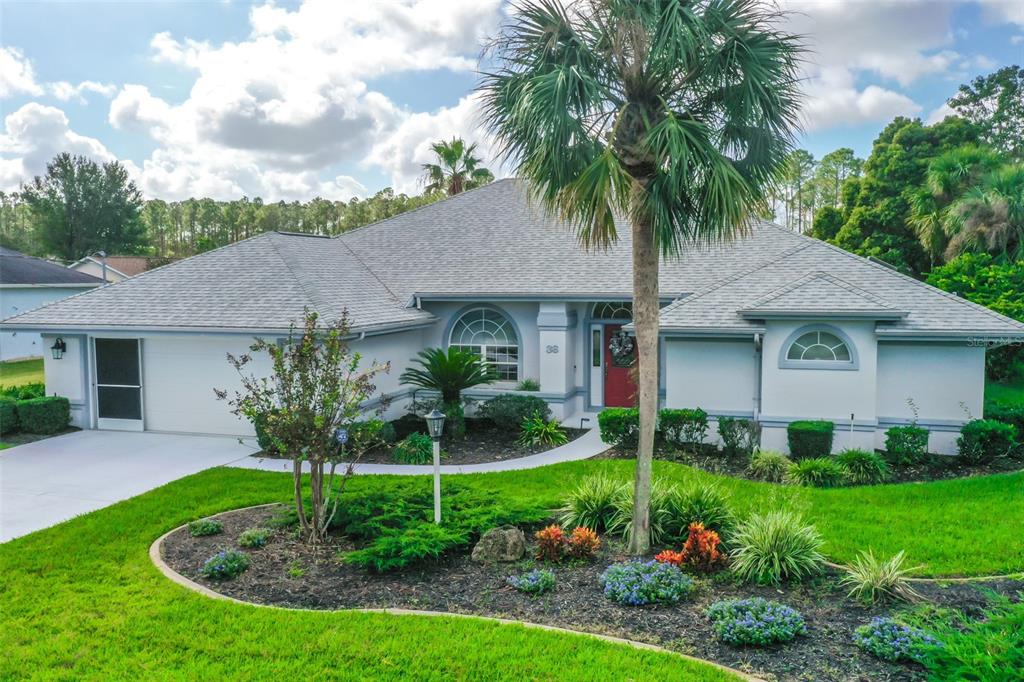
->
[801,67,923,131]
[1011,35,1024,45]
[48,80,117,103]
[0,47,43,98]
[926,101,957,124]
[975,0,1024,27]
[0,103,121,190]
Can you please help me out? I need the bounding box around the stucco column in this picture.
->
[536,302,576,398]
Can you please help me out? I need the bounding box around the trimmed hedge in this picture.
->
[478,394,551,431]
[659,408,708,448]
[986,403,1024,439]
[885,425,929,465]
[17,396,70,435]
[787,420,834,459]
[718,417,760,456]
[0,396,19,435]
[597,407,640,446]
[957,419,1017,464]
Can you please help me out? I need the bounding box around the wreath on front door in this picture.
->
[608,330,635,367]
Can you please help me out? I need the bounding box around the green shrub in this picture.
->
[730,510,825,585]
[608,478,677,546]
[786,420,834,459]
[747,449,793,482]
[252,409,280,454]
[238,528,271,549]
[0,397,19,435]
[597,407,639,446]
[718,417,759,456]
[557,474,628,532]
[839,550,921,605]
[514,378,540,391]
[986,403,1024,440]
[667,483,735,543]
[345,522,468,572]
[16,396,70,434]
[1,382,45,400]
[517,415,568,447]
[912,595,1023,678]
[885,425,930,465]
[600,560,695,606]
[348,419,397,450]
[786,457,848,488]
[835,449,891,485]
[199,550,250,580]
[957,419,1017,464]
[478,394,550,431]
[707,598,807,646]
[659,408,708,448]
[188,518,223,537]
[854,617,940,663]
[392,433,435,464]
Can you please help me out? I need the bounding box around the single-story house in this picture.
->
[68,255,153,283]
[0,247,104,361]
[3,179,1023,454]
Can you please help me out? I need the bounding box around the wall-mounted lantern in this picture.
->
[51,337,67,360]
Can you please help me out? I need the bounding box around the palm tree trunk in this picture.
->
[628,198,659,555]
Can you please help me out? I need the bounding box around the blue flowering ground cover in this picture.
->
[507,569,556,595]
[599,560,695,606]
[199,549,251,580]
[854,617,942,663]
[706,598,807,646]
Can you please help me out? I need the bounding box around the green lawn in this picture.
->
[0,357,43,388]
[2,462,1021,680]
[986,377,1024,407]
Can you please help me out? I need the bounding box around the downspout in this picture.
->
[753,332,763,421]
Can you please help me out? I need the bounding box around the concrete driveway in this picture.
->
[0,430,258,543]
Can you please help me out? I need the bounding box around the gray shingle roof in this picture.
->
[4,178,1023,339]
[739,271,906,319]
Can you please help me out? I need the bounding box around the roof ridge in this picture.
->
[747,270,896,310]
[335,237,407,308]
[265,233,329,320]
[786,233,1024,331]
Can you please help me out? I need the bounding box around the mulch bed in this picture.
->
[161,505,1023,682]
[252,419,587,466]
[597,445,1024,484]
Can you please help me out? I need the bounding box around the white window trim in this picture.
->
[778,324,859,371]
[446,305,521,382]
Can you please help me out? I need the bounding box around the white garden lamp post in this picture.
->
[424,408,446,524]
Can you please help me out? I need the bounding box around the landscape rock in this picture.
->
[471,526,526,563]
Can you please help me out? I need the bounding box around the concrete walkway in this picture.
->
[228,425,612,476]
[0,430,258,542]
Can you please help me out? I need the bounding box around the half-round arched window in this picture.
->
[448,307,520,381]
[779,326,858,370]
[592,301,632,320]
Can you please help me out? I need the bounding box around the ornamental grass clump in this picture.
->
[840,550,922,604]
[707,598,807,646]
[667,484,735,543]
[188,518,223,537]
[835,449,891,485]
[608,478,678,546]
[600,560,695,606]
[730,510,825,585]
[507,568,555,595]
[854,617,941,663]
[785,456,848,488]
[747,449,793,483]
[199,550,250,581]
[517,415,568,447]
[557,474,628,532]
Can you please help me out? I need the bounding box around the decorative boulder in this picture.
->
[471,526,526,563]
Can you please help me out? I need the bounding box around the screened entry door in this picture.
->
[94,338,144,431]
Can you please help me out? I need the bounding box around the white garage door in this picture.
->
[142,336,262,436]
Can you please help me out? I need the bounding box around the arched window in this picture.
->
[448,307,519,381]
[592,301,632,320]
[780,326,858,370]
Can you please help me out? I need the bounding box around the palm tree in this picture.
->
[481,0,803,553]
[944,164,1024,261]
[400,347,497,437]
[421,138,495,196]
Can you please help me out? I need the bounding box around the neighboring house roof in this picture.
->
[68,255,153,278]
[3,178,1023,339]
[0,247,104,286]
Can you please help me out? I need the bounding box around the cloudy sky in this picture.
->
[1,0,1022,202]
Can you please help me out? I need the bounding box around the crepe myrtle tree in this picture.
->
[216,309,389,544]
[481,0,803,553]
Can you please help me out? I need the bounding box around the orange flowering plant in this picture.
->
[535,524,566,561]
[654,549,684,567]
[566,526,601,559]
[681,522,726,572]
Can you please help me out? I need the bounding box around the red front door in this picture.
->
[603,324,638,407]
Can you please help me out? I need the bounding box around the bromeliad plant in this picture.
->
[217,309,389,545]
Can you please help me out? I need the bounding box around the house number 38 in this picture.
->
[545,345,559,354]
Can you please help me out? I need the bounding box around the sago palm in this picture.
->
[480,0,803,553]
[421,138,495,196]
